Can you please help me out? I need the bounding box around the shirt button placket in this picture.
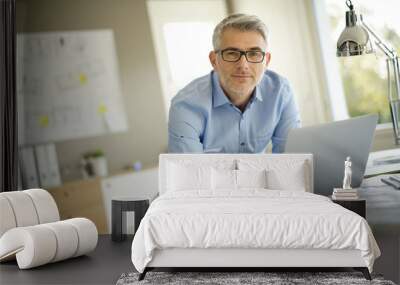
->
[239,114,245,153]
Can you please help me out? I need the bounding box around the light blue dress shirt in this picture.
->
[168,70,301,153]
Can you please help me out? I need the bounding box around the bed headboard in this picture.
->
[159,153,314,195]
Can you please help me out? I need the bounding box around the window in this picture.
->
[163,22,215,94]
[147,0,227,117]
[324,0,400,124]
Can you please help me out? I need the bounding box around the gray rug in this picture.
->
[116,271,396,285]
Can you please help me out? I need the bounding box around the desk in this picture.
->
[47,178,108,234]
[48,168,158,234]
[360,175,400,233]
[365,149,400,177]
[359,175,400,284]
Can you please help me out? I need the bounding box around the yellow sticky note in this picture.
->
[39,115,49,127]
[98,104,107,114]
[79,74,88,85]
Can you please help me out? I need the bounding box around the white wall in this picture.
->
[230,0,332,126]
[17,0,168,182]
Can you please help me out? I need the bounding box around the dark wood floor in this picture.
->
[0,235,134,285]
[1,234,397,284]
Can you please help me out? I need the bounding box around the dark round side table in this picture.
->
[111,197,149,242]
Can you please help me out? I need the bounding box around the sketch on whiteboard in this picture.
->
[17,30,128,145]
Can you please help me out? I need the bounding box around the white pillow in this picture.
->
[211,169,268,190]
[166,159,236,191]
[267,166,306,191]
[211,168,236,190]
[167,162,211,191]
[238,159,308,191]
[237,169,268,189]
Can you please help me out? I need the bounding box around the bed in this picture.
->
[131,154,381,280]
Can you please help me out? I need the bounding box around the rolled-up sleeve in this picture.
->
[271,81,301,153]
[168,102,204,153]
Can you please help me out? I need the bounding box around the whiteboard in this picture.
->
[17,30,128,144]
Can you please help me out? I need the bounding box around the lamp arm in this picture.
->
[359,15,397,59]
[359,15,400,144]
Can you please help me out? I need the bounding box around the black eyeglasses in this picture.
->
[216,48,266,63]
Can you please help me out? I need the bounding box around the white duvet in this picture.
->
[131,189,380,273]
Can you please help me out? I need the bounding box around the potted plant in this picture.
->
[83,149,108,177]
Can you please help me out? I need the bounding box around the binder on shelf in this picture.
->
[35,144,50,187]
[19,146,39,188]
[34,143,61,188]
[46,143,61,187]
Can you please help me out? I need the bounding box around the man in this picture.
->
[168,13,301,153]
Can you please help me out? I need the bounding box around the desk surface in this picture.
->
[360,175,400,234]
[0,235,133,285]
[365,149,400,177]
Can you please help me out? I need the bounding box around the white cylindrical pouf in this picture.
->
[0,195,17,237]
[24,189,60,223]
[42,221,79,262]
[63,218,98,257]
[1,192,39,227]
[17,226,57,269]
[0,226,57,269]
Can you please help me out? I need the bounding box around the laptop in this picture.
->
[284,114,378,196]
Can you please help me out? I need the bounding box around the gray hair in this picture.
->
[212,13,269,50]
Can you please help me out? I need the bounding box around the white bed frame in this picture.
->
[148,248,366,267]
[139,154,371,280]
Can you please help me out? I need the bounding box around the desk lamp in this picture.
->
[336,0,400,145]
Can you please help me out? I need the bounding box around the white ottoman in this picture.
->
[0,189,98,269]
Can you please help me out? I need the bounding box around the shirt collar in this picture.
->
[212,71,230,108]
[212,71,263,108]
[254,84,263,102]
